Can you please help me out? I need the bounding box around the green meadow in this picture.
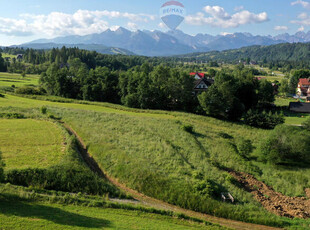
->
[0,119,65,170]
[0,201,217,230]
[0,72,39,88]
[1,53,16,59]
[1,94,310,229]
[0,184,221,230]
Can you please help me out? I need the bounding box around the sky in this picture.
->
[0,0,310,46]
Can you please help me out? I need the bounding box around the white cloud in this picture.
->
[291,0,310,9]
[291,12,310,25]
[298,25,305,31]
[298,12,308,19]
[185,6,268,28]
[127,22,138,31]
[204,6,231,20]
[0,10,155,37]
[274,25,289,31]
[0,17,33,36]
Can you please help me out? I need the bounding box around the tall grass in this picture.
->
[1,94,310,228]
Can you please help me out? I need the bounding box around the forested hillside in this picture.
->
[175,42,310,69]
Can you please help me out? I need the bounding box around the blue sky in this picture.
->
[0,0,309,45]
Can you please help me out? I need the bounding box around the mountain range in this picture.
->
[17,27,310,57]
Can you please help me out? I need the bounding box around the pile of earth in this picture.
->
[229,171,310,219]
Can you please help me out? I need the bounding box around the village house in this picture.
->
[190,72,214,94]
[16,54,23,61]
[190,72,205,80]
[297,78,310,97]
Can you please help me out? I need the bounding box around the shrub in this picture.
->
[237,138,253,159]
[48,114,61,120]
[181,124,194,133]
[0,93,4,98]
[40,106,47,114]
[0,113,25,119]
[244,109,284,129]
[218,132,233,139]
[259,125,310,165]
[0,151,4,182]
[302,117,310,131]
[5,165,122,197]
[15,86,43,95]
[192,171,220,198]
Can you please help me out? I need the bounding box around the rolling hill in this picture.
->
[176,42,310,63]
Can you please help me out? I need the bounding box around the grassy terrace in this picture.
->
[0,119,65,170]
[0,72,39,88]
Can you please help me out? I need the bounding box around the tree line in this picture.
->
[38,55,279,125]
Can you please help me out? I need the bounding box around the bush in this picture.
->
[0,151,4,182]
[40,106,47,114]
[302,117,310,131]
[244,110,284,129]
[237,138,253,159]
[218,132,233,139]
[0,93,4,98]
[181,124,194,133]
[0,113,25,119]
[260,125,310,165]
[15,86,43,95]
[5,165,122,197]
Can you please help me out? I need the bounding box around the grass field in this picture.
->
[0,72,39,88]
[1,94,310,229]
[0,201,217,230]
[1,53,16,59]
[0,182,224,230]
[0,119,65,170]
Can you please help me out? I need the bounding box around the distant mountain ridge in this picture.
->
[20,28,310,56]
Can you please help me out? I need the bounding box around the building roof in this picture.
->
[255,77,266,81]
[289,102,310,113]
[299,78,310,85]
[190,72,205,79]
[194,78,214,90]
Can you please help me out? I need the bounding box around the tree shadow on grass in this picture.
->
[0,197,111,228]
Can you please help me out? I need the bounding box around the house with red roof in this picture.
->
[190,72,205,80]
[297,78,310,97]
[190,72,214,94]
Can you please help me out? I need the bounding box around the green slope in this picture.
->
[0,94,310,229]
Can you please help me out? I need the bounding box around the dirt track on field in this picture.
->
[62,122,282,230]
[229,171,310,219]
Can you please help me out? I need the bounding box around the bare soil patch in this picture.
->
[229,171,310,219]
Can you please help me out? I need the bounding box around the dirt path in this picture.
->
[62,122,282,230]
[229,171,310,219]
